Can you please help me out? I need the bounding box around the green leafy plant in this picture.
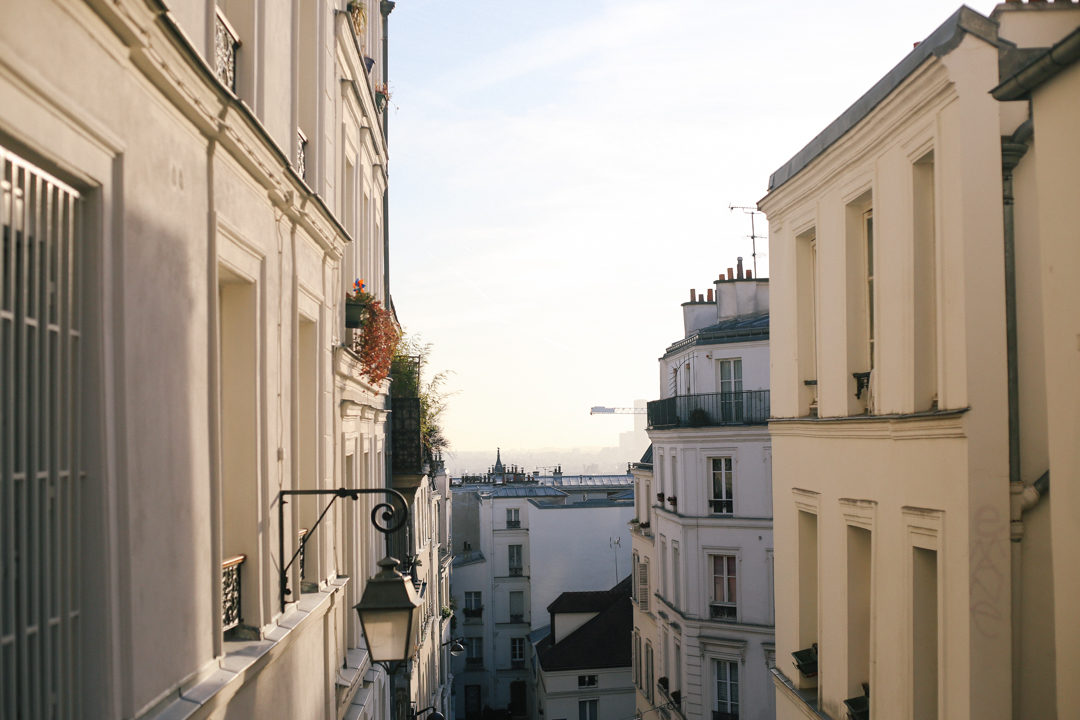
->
[391,334,452,463]
[348,279,399,384]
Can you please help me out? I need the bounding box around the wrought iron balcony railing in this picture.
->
[222,554,246,632]
[646,390,770,429]
[214,10,240,93]
[505,520,520,529]
[508,567,523,577]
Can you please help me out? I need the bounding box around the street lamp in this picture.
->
[443,638,465,657]
[353,556,422,663]
[411,706,445,720]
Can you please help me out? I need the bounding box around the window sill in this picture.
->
[771,666,833,720]
[138,578,351,720]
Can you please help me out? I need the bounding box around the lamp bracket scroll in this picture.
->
[277,486,409,613]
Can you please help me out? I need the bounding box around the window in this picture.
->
[637,557,650,612]
[2,146,85,718]
[717,358,744,421]
[508,544,523,575]
[672,542,681,607]
[913,547,938,720]
[633,632,642,687]
[659,538,667,599]
[710,457,734,514]
[578,699,598,720]
[465,591,481,609]
[578,674,598,687]
[710,555,737,620]
[644,643,654,700]
[674,641,682,692]
[864,209,875,371]
[509,591,524,622]
[913,151,937,411]
[506,507,520,528]
[796,227,819,415]
[465,637,483,665]
[511,637,525,666]
[714,659,739,718]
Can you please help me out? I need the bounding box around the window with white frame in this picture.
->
[672,541,681,607]
[465,591,481,610]
[2,146,84,719]
[710,457,734,514]
[717,358,744,421]
[659,537,667,598]
[713,659,739,719]
[710,554,738,620]
[636,557,650,612]
[465,637,483,664]
[508,544,523,575]
[506,507,520,528]
[578,699,598,720]
[644,642,654,700]
[578,674,597,687]
[510,637,525,664]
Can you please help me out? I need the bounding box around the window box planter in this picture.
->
[792,644,818,677]
[345,298,367,328]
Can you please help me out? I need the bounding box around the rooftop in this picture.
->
[663,312,770,359]
[536,577,632,672]
[766,6,999,193]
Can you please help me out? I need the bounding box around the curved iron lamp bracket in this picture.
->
[278,487,410,613]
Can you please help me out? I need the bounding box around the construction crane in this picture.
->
[590,406,646,415]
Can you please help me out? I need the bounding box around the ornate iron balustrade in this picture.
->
[296,128,307,180]
[646,390,770,429]
[222,554,246,632]
[214,10,240,92]
[298,528,308,581]
[505,520,520,529]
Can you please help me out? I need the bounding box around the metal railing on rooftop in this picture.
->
[647,390,769,429]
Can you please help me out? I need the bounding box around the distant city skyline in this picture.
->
[388,0,1001,453]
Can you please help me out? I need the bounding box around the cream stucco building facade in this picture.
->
[760,3,1080,719]
[0,1,451,718]
[631,271,775,720]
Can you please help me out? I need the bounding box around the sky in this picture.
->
[386,0,1002,459]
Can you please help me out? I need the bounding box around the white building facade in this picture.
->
[632,271,775,720]
[761,4,1080,719]
[0,1,444,718]
[449,467,634,720]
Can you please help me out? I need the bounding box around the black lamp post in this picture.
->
[411,706,445,720]
[353,556,422,662]
[443,638,465,657]
[278,487,421,662]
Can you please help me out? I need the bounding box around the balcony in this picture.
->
[508,567,523,577]
[510,659,525,669]
[213,10,240,93]
[646,390,770,429]
[505,520,521,529]
[392,396,423,475]
[509,613,524,623]
[222,554,246,633]
[463,606,483,622]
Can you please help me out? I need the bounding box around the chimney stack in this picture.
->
[727,268,734,280]
[690,288,696,302]
[737,256,744,278]
[746,269,753,279]
[707,288,714,302]
[698,294,704,302]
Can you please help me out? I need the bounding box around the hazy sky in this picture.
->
[387,0,1001,456]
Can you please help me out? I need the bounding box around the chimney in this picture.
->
[690,288,696,302]
[707,288,714,302]
[727,267,734,280]
[737,256,744,278]
[698,294,704,302]
[746,269,753,279]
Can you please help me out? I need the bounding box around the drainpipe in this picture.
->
[1001,121,1051,718]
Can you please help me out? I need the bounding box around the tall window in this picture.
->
[509,591,524,622]
[578,699,598,720]
[510,637,525,663]
[717,358,744,421]
[633,632,642,687]
[674,641,682,692]
[644,643,654,700]
[710,554,738,620]
[464,591,482,610]
[710,457,734,514]
[796,228,819,413]
[714,659,739,719]
[659,538,667,599]
[508,544,523,575]
[506,507,520,528]
[864,210,875,371]
[636,557,650,612]
[2,146,84,719]
[465,637,483,665]
[913,151,937,410]
[672,542,681,607]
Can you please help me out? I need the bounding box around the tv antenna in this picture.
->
[729,204,767,279]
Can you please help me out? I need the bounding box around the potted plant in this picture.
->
[374,82,389,110]
[345,279,399,384]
